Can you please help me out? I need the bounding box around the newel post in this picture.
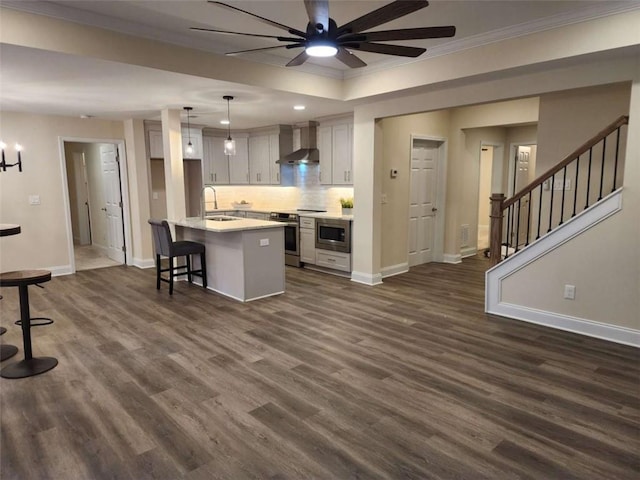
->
[489,193,505,267]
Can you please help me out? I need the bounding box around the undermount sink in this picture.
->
[206,216,239,222]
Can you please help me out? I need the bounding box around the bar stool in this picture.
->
[0,270,58,378]
[0,326,18,362]
[148,219,207,295]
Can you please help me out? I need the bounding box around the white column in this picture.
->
[351,112,383,285]
[123,118,154,267]
[161,108,186,221]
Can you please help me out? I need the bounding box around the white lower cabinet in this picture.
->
[300,217,316,264]
[315,250,351,272]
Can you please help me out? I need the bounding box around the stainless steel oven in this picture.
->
[316,218,351,253]
[269,212,300,267]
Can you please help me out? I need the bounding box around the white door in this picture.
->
[408,142,439,267]
[100,144,125,263]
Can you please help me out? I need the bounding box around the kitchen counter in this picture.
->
[297,212,354,221]
[174,216,285,232]
[172,218,285,302]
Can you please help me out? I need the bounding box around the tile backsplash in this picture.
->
[209,164,354,215]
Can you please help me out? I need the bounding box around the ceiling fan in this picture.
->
[192,0,456,68]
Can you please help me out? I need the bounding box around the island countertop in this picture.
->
[172,216,285,233]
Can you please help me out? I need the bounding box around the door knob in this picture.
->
[101,207,107,211]
[432,207,438,212]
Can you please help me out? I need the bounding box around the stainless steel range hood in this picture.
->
[277,121,319,164]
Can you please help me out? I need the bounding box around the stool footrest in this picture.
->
[15,317,54,327]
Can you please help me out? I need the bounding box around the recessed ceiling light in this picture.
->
[220,119,230,125]
[293,105,306,111]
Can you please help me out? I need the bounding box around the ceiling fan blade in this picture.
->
[337,0,429,36]
[208,1,307,37]
[191,27,303,43]
[304,0,329,33]
[341,25,456,42]
[335,47,367,68]
[286,51,310,67]
[349,42,426,58]
[226,45,300,56]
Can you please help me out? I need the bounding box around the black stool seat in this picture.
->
[148,219,208,295]
[0,270,57,378]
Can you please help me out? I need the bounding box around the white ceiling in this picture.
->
[1,0,636,129]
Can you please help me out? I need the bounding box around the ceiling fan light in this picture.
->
[305,41,337,57]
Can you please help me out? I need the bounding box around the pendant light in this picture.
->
[223,95,236,156]
[184,106,194,155]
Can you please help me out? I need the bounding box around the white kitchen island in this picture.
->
[172,216,285,302]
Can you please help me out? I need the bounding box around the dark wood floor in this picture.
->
[1,256,638,479]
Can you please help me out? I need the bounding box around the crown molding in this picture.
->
[344,1,640,80]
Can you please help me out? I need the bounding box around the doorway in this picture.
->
[508,143,537,246]
[62,139,130,272]
[408,137,446,267]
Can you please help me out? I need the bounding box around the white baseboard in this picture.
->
[351,270,383,286]
[488,302,639,347]
[49,265,73,276]
[461,247,477,258]
[132,257,155,269]
[381,263,409,278]
[443,254,461,264]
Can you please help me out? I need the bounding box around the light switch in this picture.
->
[381,193,388,204]
[260,238,269,246]
[29,195,41,205]
[563,284,576,300]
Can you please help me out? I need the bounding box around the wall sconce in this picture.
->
[223,95,236,156]
[184,106,194,155]
[0,141,23,172]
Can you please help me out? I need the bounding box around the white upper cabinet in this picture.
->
[318,120,352,185]
[331,123,352,185]
[148,130,164,159]
[146,125,203,160]
[269,133,281,185]
[318,126,333,185]
[228,136,250,184]
[203,136,229,185]
[248,135,270,184]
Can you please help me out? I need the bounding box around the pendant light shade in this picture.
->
[223,95,236,156]
[184,106,194,154]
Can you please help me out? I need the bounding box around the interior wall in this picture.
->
[0,111,124,273]
[379,110,450,270]
[477,147,493,250]
[501,80,637,330]
[150,159,167,220]
[63,144,81,243]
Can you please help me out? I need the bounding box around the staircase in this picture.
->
[484,115,633,345]
[488,115,629,266]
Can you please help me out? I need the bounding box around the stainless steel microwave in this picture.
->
[316,218,351,253]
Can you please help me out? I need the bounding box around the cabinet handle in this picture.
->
[344,171,347,182]
[277,172,279,182]
[214,173,217,182]
[348,171,351,182]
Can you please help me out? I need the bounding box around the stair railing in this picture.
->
[489,115,629,266]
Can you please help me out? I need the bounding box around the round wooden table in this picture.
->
[0,223,21,361]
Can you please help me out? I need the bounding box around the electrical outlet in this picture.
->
[29,195,41,205]
[563,284,576,300]
[260,238,269,247]
[381,193,388,204]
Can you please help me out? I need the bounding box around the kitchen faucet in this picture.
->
[201,185,218,218]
